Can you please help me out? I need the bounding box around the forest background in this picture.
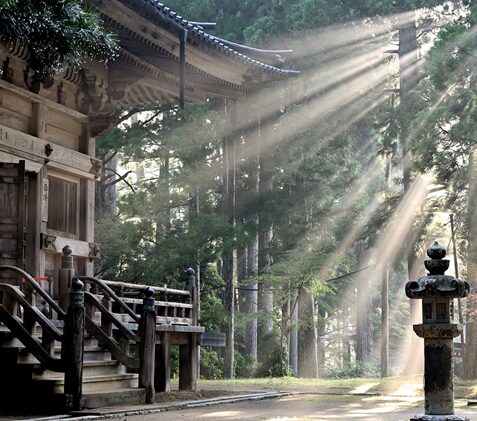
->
[90,0,477,380]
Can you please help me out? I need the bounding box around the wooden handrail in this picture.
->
[0,265,66,318]
[84,292,139,342]
[102,279,190,297]
[0,283,64,372]
[0,284,63,341]
[79,276,140,323]
[0,306,64,371]
[84,317,139,371]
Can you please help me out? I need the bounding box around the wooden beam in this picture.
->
[40,233,99,259]
[0,124,100,179]
[0,80,87,122]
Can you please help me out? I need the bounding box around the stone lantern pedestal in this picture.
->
[406,242,470,421]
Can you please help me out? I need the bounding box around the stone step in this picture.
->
[15,345,112,365]
[82,387,146,409]
[33,360,126,379]
[35,372,139,394]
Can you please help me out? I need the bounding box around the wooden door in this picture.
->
[0,161,27,284]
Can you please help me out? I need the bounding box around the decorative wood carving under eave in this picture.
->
[89,114,120,138]
[81,68,113,115]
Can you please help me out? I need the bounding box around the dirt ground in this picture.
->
[120,394,477,421]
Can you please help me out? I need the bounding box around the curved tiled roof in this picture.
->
[142,0,299,76]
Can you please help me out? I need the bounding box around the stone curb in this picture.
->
[20,391,296,421]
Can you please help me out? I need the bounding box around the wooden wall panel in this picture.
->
[0,107,30,133]
[46,125,80,151]
[0,89,33,117]
[48,109,83,137]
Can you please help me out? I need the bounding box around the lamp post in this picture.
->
[406,241,469,420]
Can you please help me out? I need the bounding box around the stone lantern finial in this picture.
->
[424,241,449,275]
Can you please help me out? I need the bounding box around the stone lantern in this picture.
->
[406,241,470,421]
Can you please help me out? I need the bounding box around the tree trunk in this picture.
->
[317,306,326,374]
[245,231,258,370]
[155,156,171,243]
[297,287,318,378]
[343,305,351,370]
[380,262,389,377]
[258,226,274,336]
[96,153,118,218]
[222,132,235,379]
[242,126,260,375]
[381,152,391,377]
[288,288,298,376]
[355,243,373,363]
[257,120,274,369]
[398,10,423,376]
[237,247,247,315]
[464,149,477,379]
[399,10,419,192]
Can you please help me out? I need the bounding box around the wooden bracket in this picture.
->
[89,158,101,177]
[41,233,57,251]
[89,243,101,259]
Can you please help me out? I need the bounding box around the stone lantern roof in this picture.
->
[405,242,469,299]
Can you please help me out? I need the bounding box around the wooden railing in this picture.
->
[0,266,84,410]
[79,276,196,326]
[0,265,65,318]
[83,291,140,371]
[0,283,64,371]
[77,276,197,374]
[0,265,200,409]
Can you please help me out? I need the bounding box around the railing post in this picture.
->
[185,268,197,324]
[139,287,156,404]
[101,295,113,338]
[59,246,75,312]
[63,278,85,411]
[23,284,36,335]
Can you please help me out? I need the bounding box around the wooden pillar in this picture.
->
[63,278,85,411]
[179,333,198,391]
[139,288,156,403]
[155,331,171,392]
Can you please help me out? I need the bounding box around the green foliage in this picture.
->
[0,0,118,80]
[408,4,476,251]
[200,348,224,379]
[164,0,449,45]
[234,350,259,378]
[327,360,380,379]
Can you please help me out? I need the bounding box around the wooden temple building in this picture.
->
[0,0,296,412]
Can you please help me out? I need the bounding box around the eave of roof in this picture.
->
[127,0,299,77]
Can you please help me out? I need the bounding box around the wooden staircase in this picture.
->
[0,265,203,412]
[0,309,145,410]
